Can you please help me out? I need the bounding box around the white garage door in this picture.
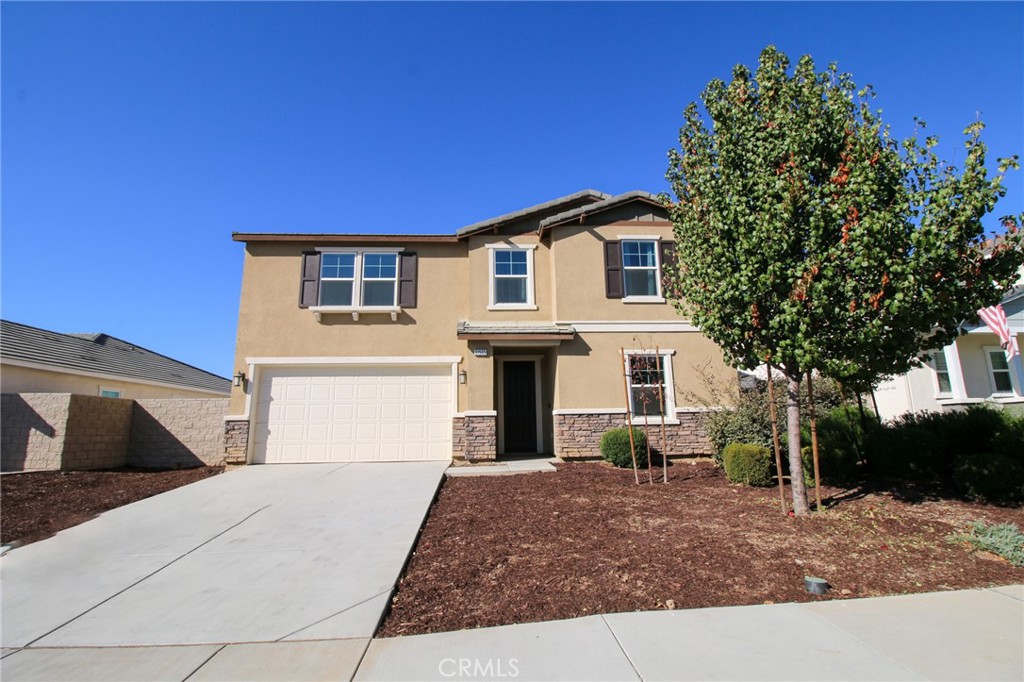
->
[252,365,453,463]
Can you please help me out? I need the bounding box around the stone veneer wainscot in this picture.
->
[554,410,711,459]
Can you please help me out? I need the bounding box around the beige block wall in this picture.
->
[230,241,472,414]
[61,395,134,470]
[1,364,223,400]
[551,221,683,322]
[1,393,70,470]
[555,331,734,410]
[129,398,231,467]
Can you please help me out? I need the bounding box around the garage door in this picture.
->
[252,365,453,463]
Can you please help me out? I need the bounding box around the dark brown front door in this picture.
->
[502,360,537,453]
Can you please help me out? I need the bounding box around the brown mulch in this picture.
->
[378,460,1023,637]
[1,466,223,546]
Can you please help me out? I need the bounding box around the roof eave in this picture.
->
[233,233,460,244]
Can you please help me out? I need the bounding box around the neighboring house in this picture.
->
[874,275,1024,421]
[226,189,736,464]
[1,320,231,399]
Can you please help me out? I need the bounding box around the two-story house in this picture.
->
[224,190,735,464]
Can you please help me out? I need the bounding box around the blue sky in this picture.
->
[3,2,1022,378]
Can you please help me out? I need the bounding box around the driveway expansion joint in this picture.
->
[599,615,644,681]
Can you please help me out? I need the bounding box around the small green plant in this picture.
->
[599,427,648,469]
[722,443,773,487]
[949,520,1024,567]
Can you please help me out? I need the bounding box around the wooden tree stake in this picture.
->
[807,371,822,511]
[766,363,788,515]
[619,348,640,485]
[655,347,669,484]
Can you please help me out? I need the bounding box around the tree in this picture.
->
[663,46,1023,515]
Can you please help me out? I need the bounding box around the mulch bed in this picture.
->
[378,460,1023,637]
[1,466,223,546]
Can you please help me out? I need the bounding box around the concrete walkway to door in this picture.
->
[1,462,447,679]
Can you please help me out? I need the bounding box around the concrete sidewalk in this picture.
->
[3,585,1019,681]
[356,585,1023,682]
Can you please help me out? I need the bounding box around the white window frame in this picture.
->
[983,345,1017,396]
[311,247,404,321]
[930,352,952,397]
[623,349,678,425]
[620,237,664,303]
[487,243,537,311]
[98,387,122,399]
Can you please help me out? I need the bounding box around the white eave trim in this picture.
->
[455,410,498,417]
[559,321,699,333]
[245,356,463,366]
[0,357,230,397]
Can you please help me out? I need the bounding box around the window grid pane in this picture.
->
[628,355,666,416]
[622,241,658,297]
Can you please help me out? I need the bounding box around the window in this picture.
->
[985,347,1014,394]
[488,245,536,309]
[932,352,952,394]
[99,388,122,399]
[494,250,528,304]
[318,251,398,307]
[621,240,660,298]
[626,353,669,416]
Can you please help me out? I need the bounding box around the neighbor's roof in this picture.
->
[538,190,667,234]
[0,320,231,395]
[455,190,611,237]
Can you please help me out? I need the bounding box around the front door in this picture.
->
[502,360,537,453]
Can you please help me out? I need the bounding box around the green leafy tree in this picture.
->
[663,46,1023,515]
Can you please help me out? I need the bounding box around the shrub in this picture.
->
[722,443,774,487]
[864,426,944,481]
[705,397,772,467]
[800,406,865,486]
[952,453,1024,504]
[950,520,1024,567]
[599,427,648,469]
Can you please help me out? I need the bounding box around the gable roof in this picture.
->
[538,190,667,235]
[455,189,611,237]
[0,320,231,395]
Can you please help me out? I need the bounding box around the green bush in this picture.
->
[952,453,1024,504]
[950,520,1024,567]
[864,426,944,481]
[723,443,774,487]
[799,406,865,486]
[705,400,772,466]
[599,427,648,469]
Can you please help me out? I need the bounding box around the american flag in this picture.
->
[978,304,1020,360]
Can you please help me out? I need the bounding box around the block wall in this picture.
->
[129,398,230,468]
[61,395,134,470]
[0,393,71,471]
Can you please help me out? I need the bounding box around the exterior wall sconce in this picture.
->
[458,370,467,385]
[233,371,247,388]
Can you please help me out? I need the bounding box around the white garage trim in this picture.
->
[245,357,462,464]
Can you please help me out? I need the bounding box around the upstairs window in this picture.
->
[316,252,398,307]
[932,352,952,394]
[985,347,1014,394]
[622,240,659,298]
[494,250,528,304]
[488,244,536,310]
[360,253,398,306]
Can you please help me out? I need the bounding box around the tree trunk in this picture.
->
[787,376,810,516]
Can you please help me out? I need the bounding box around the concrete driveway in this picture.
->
[1,462,447,680]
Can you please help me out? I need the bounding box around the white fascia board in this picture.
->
[0,358,230,397]
[245,356,463,365]
[458,410,498,417]
[315,246,404,253]
[561,321,699,333]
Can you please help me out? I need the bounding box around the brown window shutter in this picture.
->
[659,240,677,276]
[604,241,623,299]
[299,251,321,308]
[398,252,418,308]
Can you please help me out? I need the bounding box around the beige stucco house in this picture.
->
[225,190,735,464]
